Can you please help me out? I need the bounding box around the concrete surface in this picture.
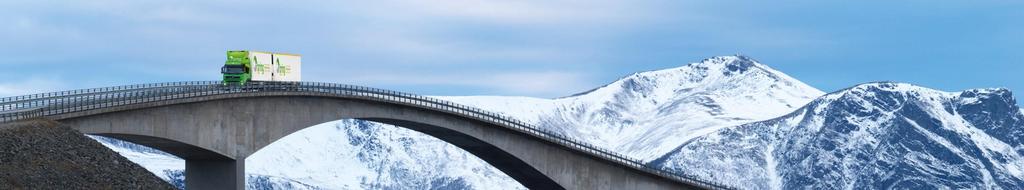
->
[54,94,700,190]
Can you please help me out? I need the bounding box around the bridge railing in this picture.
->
[0,82,209,109]
[0,81,736,190]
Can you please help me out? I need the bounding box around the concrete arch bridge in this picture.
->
[0,81,729,190]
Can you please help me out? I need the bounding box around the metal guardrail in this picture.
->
[0,81,736,190]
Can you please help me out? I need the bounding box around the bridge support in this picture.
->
[185,157,245,190]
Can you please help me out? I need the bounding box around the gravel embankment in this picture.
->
[0,119,174,190]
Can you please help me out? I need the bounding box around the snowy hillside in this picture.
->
[92,55,826,189]
[653,82,1024,189]
[538,55,823,160]
[93,120,523,190]
[245,120,523,190]
[449,55,824,160]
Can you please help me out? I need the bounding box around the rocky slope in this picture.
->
[653,82,1024,189]
[0,119,174,190]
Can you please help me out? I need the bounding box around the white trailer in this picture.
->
[246,51,301,82]
[271,53,301,82]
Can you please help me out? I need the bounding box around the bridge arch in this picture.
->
[65,96,568,189]
[90,133,231,160]
[0,82,717,190]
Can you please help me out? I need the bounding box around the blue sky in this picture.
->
[1,1,1021,102]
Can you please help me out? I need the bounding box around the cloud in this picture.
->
[342,0,654,25]
[325,0,662,61]
[338,29,569,65]
[0,0,678,97]
[0,78,67,97]
[343,71,593,97]
[0,0,875,98]
[486,72,593,95]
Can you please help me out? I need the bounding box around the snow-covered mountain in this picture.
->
[529,55,824,160]
[653,82,1024,189]
[94,120,523,190]
[245,119,522,190]
[448,55,824,160]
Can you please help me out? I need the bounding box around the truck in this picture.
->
[220,50,302,85]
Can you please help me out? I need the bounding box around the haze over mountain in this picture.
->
[92,55,1022,189]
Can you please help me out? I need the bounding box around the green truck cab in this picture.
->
[221,51,252,85]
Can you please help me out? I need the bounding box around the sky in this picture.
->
[1,1,1021,102]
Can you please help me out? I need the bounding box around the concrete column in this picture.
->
[185,157,245,190]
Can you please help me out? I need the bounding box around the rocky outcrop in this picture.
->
[0,119,174,190]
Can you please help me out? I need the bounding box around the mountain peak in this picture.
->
[960,88,1014,103]
[956,88,1016,110]
[808,82,1022,132]
[826,82,948,103]
[568,55,820,98]
[954,87,1023,145]
[831,82,1016,107]
[845,82,933,93]
[693,55,762,75]
[552,55,824,160]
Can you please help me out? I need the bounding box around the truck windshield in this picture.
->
[221,65,246,74]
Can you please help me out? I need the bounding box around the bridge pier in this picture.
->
[185,157,245,190]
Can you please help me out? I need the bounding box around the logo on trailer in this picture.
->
[276,58,290,76]
[255,57,267,75]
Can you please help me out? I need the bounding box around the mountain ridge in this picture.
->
[561,54,768,98]
[653,81,1024,189]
